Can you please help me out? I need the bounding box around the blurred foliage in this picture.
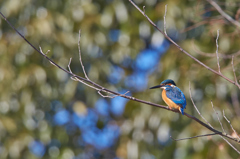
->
[0,0,240,158]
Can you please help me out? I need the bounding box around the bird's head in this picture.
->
[150,79,176,90]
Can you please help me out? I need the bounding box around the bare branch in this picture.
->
[39,47,57,67]
[211,101,226,133]
[170,133,218,141]
[223,110,240,140]
[98,90,116,98]
[164,4,168,35]
[68,57,73,72]
[128,0,239,88]
[215,30,221,73]
[41,49,50,55]
[207,0,240,28]
[143,6,145,14]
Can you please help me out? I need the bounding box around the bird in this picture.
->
[150,79,186,115]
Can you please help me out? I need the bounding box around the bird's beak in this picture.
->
[149,84,164,89]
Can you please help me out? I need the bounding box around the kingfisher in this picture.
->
[150,79,186,115]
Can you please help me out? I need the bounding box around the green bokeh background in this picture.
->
[0,0,240,158]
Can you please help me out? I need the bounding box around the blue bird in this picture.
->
[150,79,187,115]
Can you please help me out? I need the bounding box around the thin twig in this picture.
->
[42,49,50,55]
[78,30,90,80]
[98,90,116,98]
[170,133,218,141]
[223,110,240,140]
[39,47,58,67]
[215,30,221,73]
[164,4,168,35]
[211,101,226,134]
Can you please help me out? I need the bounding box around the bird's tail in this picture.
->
[179,107,184,115]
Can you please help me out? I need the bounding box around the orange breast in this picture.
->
[162,89,180,110]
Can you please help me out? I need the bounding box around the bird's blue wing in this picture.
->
[166,86,186,109]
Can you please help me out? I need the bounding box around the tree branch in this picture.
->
[128,0,239,88]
